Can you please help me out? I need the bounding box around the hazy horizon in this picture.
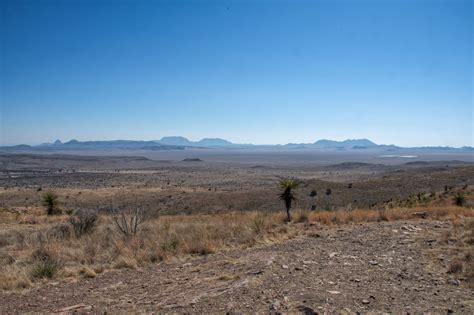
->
[2,135,473,149]
[1,0,473,147]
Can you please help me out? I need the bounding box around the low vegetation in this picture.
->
[1,192,473,291]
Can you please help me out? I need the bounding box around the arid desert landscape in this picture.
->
[2,0,473,313]
[0,151,473,313]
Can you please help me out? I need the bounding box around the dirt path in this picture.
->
[1,220,472,314]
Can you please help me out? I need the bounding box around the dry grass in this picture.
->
[0,204,473,291]
[307,206,473,225]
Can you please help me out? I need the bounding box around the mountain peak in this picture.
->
[313,138,378,149]
[159,136,193,146]
[197,138,233,146]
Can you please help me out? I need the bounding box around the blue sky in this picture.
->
[1,0,472,147]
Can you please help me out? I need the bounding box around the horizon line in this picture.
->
[1,137,472,149]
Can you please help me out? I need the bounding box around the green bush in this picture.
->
[31,260,60,278]
[30,248,61,279]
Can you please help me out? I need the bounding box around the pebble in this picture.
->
[447,279,460,286]
[362,299,370,305]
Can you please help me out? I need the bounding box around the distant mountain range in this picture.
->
[0,137,472,152]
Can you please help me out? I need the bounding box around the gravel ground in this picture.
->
[1,219,472,314]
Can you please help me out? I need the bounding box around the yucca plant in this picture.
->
[42,192,60,215]
[454,193,465,207]
[278,179,299,222]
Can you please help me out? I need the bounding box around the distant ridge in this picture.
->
[0,137,472,152]
[2,140,184,151]
[312,139,378,149]
[158,137,236,148]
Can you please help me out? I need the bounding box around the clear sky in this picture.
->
[1,0,472,147]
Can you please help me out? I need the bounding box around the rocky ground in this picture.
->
[1,219,472,314]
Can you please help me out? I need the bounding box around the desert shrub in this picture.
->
[113,257,138,269]
[377,209,388,222]
[78,266,97,278]
[31,261,60,279]
[326,188,332,196]
[454,193,465,207]
[42,192,61,215]
[160,235,180,253]
[294,210,309,223]
[347,183,353,189]
[309,190,317,197]
[110,208,145,237]
[184,240,214,255]
[30,248,61,279]
[69,209,98,237]
[0,274,31,290]
[47,223,72,240]
[250,215,266,235]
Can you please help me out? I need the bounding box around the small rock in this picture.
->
[248,270,264,275]
[329,252,337,258]
[447,279,460,286]
[342,308,352,314]
[362,299,370,305]
[58,304,87,312]
[327,290,341,295]
[295,266,304,271]
[270,300,281,310]
[369,261,378,266]
[297,305,316,315]
[282,264,289,269]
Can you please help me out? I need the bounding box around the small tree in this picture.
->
[454,193,465,207]
[42,192,60,215]
[278,179,299,222]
